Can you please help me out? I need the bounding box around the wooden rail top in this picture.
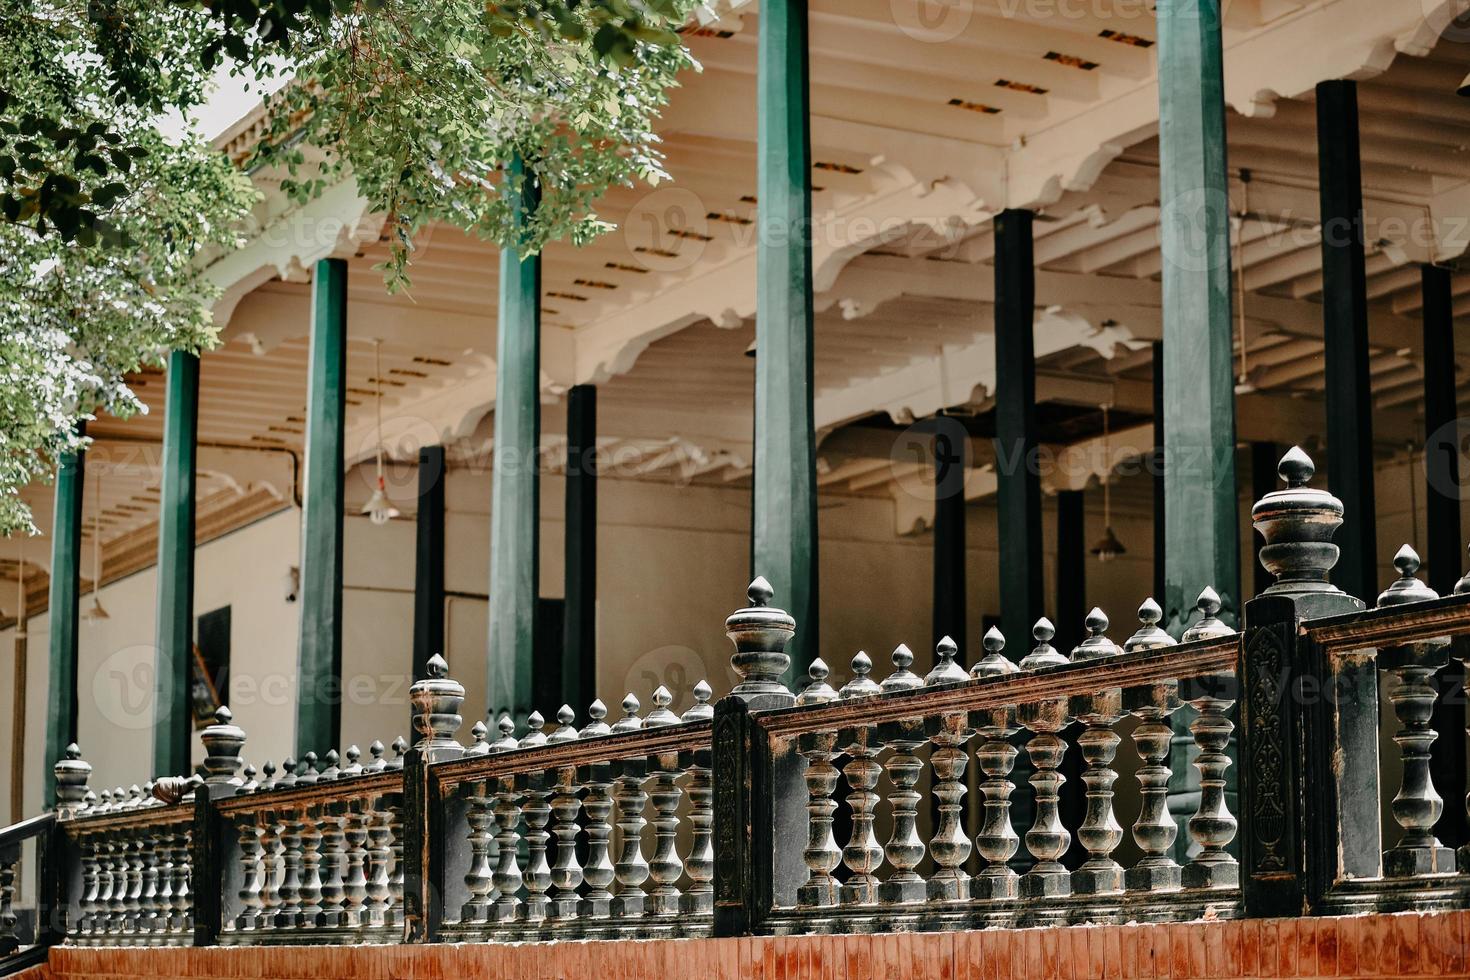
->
[754,633,1242,737]
[213,769,403,815]
[62,800,193,834]
[1304,591,1470,650]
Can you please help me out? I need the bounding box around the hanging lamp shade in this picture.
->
[361,474,401,526]
[83,595,110,622]
[1090,526,1127,562]
[362,338,400,526]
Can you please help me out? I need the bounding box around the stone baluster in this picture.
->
[275,808,305,928]
[363,801,393,929]
[297,805,325,927]
[124,822,146,935]
[611,701,650,919]
[796,661,841,908]
[971,624,1026,900]
[544,705,583,922]
[927,709,971,902]
[490,766,525,923]
[386,796,406,924]
[642,687,684,918]
[1019,616,1077,900]
[518,712,553,924]
[680,683,716,916]
[318,801,348,927]
[151,822,174,942]
[837,651,883,906]
[0,849,16,954]
[77,834,98,939]
[258,810,284,933]
[1182,670,1239,888]
[169,827,192,941]
[878,646,925,905]
[1065,611,1125,896]
[576,701,615,920]
[139,821,166,940]
[462,781,496,925]
[1121,596,1182,892]
[1377,546,1457,875]
[106,830,127,936]
[236,816,263,931]
[340,797,369,929]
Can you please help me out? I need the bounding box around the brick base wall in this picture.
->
[41,911,1470,979]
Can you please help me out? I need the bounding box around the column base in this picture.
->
[796,878,839,908]
[926,871,970,902]
[1385,843,1456,877]
[1125,857,1181,892]
[877,875,926,905]
[971,868,1018,901]
[1182,855,1239,889]
[1019,862,1069,899]
[1072,859,1123,895]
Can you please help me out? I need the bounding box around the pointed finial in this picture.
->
[646,686,680,727]
[1278,445,1314,487]
[550,705,580,743]
[410,653,464,761]
[582,698,611,737]
[925,635,967,686]
[613,693,644,733]
[343,745,362,775]
[319,749,341,780]
[747,576,774,606]
[1124,597,1176,653]
[365,741,386,773]
[279,756,298,787]
[1071,607,1118,661]
[683,680,716,721]
[881,643,922,692]
[215,705,233,724]
[972,625,1019,678]
[300,751,319,784]
[1182,586,1235,641]
[467,720,490,756]
[389,735,408,770]
[1020,616,1067,670]
[839,651,881,698]
[519,711,548,749]
[491,714,519,752]
[426,653,448,679]
[239,767,257,792]
[260,760,277,791]
[1377,544,1439,607]
[797,658,839,705]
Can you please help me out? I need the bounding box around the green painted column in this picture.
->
[487,155,541,724]
[44,421,85,805]
[1156,0,1240,629]
[756,0,818,687]
[1158,0,1241,862]
[153,350,199,777]
[295,257,348,757]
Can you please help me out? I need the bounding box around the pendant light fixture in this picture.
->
[83,487,109,623]
[1090,404,1127,563]
[361,338,401,526]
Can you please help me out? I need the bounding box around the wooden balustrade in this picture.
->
[8,445,1470,967]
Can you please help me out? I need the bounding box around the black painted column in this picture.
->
[1422,263,1466,848]
[1317,79,1377,601]
[412,445,446,683]
[994,209,1044,645]
[932,417,968,665]
[562,384,597,715]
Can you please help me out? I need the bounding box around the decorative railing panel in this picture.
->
[7,445,1470,967]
